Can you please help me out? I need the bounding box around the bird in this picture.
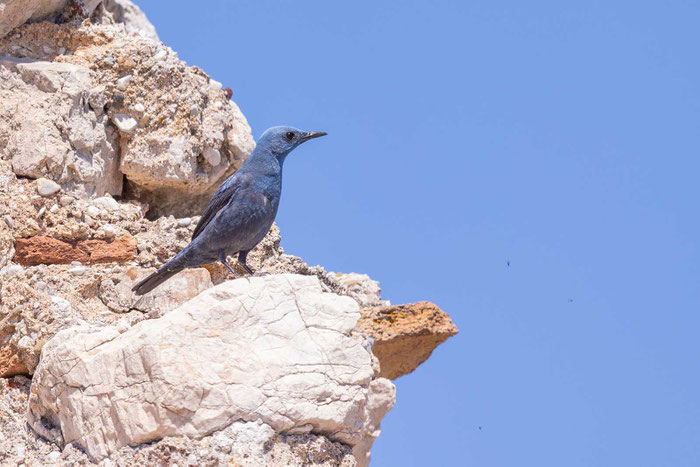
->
[132,126,327,295]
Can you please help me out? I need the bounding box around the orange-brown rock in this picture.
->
[13,235,137,266]
[0,346,28,378]
[357,301,458,380]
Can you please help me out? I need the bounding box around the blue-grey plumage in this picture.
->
[132,126,327,295]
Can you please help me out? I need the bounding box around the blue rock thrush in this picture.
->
[132,126,327,295]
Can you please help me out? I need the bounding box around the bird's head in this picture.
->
[257,126,327,159]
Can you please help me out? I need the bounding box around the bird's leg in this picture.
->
[238,251,255,275]
[218,252,239,278]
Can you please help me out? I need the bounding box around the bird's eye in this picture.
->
[285,132,295,141]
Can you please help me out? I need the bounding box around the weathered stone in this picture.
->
[0,345,28,377]
[99,266,212,314]
[28,274,395,464]
[35,177,61,196]
[0,57,122,198]
[112,113,138,132]
[100,0,160,41]
[0,0,97,40]
[356,301,458,379]
[328,271,387,308]
[13,235,137,266]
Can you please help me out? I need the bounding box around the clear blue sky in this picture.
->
[139,1,700,465]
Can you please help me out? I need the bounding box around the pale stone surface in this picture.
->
[328,271,388,308]
[1,377,356,466]
[98,266,213,315]
[0,20,255,215]
[28,274,395,463]
[35,177,61,197]
[0,56,122,198]
[0,0,71,40]
[100,0,159,41]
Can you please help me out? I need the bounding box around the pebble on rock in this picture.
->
[102,224,117,238]
[93,196,119,211]
[36,178,61,197]
[116,75,132,90]
[4,215,14,229]
[86,206,100,217]
[68,266,87,276]
[112,114,138,133]
[202,147,221,166]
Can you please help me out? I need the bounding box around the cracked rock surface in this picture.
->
[0,1,456,465]
[28,274,395,465]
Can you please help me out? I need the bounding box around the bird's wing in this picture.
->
[191,172,251,240]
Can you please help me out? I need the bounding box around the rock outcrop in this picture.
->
[0,14,254,216]
[0,1,457,465]
[28,274,395,464]
[357,302,458,380]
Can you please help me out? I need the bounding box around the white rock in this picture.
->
[112,113,138,133]
[116,74,132,90]
[0,0,103,39]
[208,79,223,91]
[202,147,221,166]
[46,451,61,462]
[86,206,101,217]
[1,58,122,198]
[49,204,59,213]
[92,196,120,211]
[4,264,23,276]
[133,103,145,113]
[177,217,191,227]
[28,274,395,464]
[4,215,14,229]
[36,178,61,197]
[101,224,117,238]
[50,296,71,313]
[102,0,160,41]
[153,49,167,61]
[68,266,87,276]
[38,206,46,216]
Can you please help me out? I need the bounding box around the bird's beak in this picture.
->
[301,131,327,142]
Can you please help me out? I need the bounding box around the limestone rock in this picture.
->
[28,274,395,464]
[1,376,355,466]
[100,0,159,41]
[0,20,254,215]
[35,178,61,197]
[0,0,92,40]
[0,56,122,198]
[328,271,387,308]
[356,301,458,379]
[98,266,213,315]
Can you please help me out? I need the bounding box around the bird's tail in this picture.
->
[131,266,182,295]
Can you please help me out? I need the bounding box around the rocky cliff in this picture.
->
[0,2,458,465]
